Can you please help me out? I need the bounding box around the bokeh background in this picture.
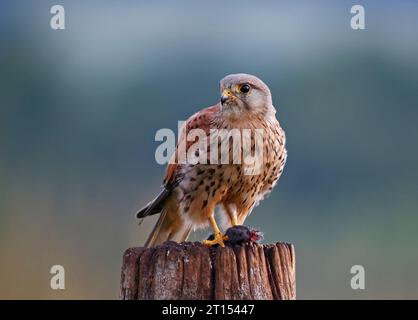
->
[1,0,418,299]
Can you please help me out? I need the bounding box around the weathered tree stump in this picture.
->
[120,241,295,300]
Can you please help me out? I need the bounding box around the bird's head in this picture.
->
[219,73,275,117]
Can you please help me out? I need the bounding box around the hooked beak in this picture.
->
[221,89,233,105]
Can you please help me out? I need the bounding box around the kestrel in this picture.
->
[137,74,287,247]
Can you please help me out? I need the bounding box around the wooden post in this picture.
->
[120,241,296,300]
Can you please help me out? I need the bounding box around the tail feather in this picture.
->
[138,181,191,247]
[136,186,171,219]
[144,206,193,248]
[136,178,181,219]
[144,208,170,247]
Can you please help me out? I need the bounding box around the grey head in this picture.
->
[219,73,275,117]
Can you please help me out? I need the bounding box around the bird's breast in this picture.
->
[174,117,286,221]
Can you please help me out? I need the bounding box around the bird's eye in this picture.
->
[239,84,251,93]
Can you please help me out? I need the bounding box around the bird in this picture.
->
[137,73,287,248]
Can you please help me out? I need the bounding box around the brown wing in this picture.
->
[137,104,220,219]
[164,104,219,185]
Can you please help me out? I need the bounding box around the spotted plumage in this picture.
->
[137,74,287,247]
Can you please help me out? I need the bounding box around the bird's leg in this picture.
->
[231,216,238,226]
[225,205,238,226]
[203,215,228,247]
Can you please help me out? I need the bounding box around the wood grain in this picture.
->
[120,241,295,300]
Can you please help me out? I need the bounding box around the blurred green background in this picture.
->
[1,0,418,299]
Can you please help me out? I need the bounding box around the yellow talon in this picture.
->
[203,215,228,247]
[203,232,228,247]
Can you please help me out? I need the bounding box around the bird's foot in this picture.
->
[203,232,228,248]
